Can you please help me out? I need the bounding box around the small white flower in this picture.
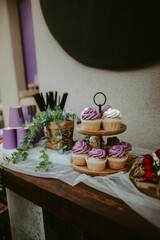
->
[151,152,160,166]
[157,170,160,177]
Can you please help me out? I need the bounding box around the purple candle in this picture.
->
[16,127,29,147]
[9,106,25,127]
[32,127,44,144]
[22,105,36,123]
[3,128,17,149]
[21,105,28,123]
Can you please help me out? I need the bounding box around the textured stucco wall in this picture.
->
[31,1,160,151]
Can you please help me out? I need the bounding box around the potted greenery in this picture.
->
[3,106,78,172]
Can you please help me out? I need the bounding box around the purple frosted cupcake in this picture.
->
[71,139,91,166]
[81,107,101,131]
[107,145,128,169]
[86,148,107,171]
[120,141,132,161]
[101,104,112,114]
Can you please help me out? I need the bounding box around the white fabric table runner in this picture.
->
[0,143,160,229]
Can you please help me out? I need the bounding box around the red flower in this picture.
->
[144,171,156,181]
[155,149,160,158]
[143,163,153,171]
[144,154,152,158]
[143,154,153,165]
[142,154,155,181]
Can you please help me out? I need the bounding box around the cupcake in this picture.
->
[89,136,101,148]
[101,104,112,114]
[71,139,91,166]
[120,141,132,161]
[102,107,122,131]
[81,107,101,131]
[86,148,107,171]
[107,145,128,170]
[104,136,120,153]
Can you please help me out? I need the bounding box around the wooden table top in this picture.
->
[1,167,160,239]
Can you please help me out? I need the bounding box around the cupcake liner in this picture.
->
[72,153,88,166]
[107,155,128,169]
[86,157,107,171]
[81,119,101,131]
[102,118,121,131]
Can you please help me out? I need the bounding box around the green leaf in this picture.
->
[1,106,76,172]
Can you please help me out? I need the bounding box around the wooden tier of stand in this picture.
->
[70,157,134,176]
[75,123,127,136]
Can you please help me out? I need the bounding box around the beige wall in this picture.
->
[1,0,160,150]
[0,0,25,126]
[31,1,160,150]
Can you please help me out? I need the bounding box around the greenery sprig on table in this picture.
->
[35,147,53,172]
[2,106,78,172]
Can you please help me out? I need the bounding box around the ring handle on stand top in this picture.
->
[93,92,107,115]
[93,92,107,149]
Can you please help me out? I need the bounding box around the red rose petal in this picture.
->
[144,171,156,181]
[144,154,152,159]
[143,163,153,171]
[143,155,153,165]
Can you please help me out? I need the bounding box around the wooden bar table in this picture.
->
[1,167,160,240]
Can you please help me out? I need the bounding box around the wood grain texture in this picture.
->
[1,168,160,239]
[75,123,127,136]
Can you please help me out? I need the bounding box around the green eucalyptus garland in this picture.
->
[2,106,77,172]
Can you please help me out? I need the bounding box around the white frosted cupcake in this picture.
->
[71,139,91,166]
[86,148,107,172]
[107,145,128,170]
[102,107,122,131]
[81,107,101,131]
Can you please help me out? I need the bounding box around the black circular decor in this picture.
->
[40,0,160,69]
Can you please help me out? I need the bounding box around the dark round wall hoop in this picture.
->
[93,92,107,115]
